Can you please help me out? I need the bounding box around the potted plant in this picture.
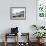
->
[32,24,46,44]
[33,32,46,43]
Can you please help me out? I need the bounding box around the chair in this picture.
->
[4,33,18,46]
[4,27,19,46]
[18,33,30,46]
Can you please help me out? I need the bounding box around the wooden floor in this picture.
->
[0,42,46,46]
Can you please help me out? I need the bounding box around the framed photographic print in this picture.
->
[10,7,26,20]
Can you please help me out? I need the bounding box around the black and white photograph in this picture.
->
[10,7,26,20]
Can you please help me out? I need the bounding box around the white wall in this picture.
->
[0,0,37,42]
